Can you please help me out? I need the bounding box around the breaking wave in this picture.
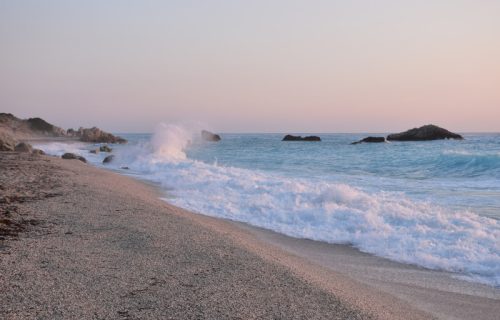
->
[35,128,500,287]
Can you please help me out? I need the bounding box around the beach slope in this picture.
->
[0,152,432,319]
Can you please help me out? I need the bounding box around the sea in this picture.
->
[34,124,500,287]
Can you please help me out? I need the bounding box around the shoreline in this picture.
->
[1,152,499,319]
[156,191,500,319]
[231,221,500,318]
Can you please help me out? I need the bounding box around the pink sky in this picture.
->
[1,1,499,132]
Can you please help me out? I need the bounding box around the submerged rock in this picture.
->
[282,135,321,141]
[387,125,463,141]
[62,153,87,163]
[351,136,386,145]
[103,155,115,164]
[201,130,221,142]
[89,148,99,154]
[99,145,112,152]
[14,142,33,153]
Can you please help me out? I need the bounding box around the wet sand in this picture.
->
[1,152,497,319]
[234,223,500,320]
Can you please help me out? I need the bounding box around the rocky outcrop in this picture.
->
[387,125,463,141]
[201,130,221,142]
[32,149,45,155]
[99,145,112,152]
[26,117,66,136]
[103,155,114,164]
[0,113,66,138]
[0,131,17,151]
[69,127,127,144]
[282,135,321,141]
[351,137,386,145]
[1,113,128,147]
[62,153,87,163]
[14,142,33,153]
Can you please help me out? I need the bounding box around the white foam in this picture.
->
[35,131,500,287]
[129,151,500,287]
[32,141,89,156]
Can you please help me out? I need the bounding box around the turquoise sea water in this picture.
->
[35,129,500,286]
[184,133,500,220]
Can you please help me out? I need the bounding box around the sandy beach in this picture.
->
[1,151,499,319]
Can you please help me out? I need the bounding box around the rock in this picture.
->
[89,149,99,154]
[77,127,127,144]
[282,135,321,141]
[121,166,129,170]
[0,113,66,138]
[351,136,386,145]
[103,155,115,164]
[0,131,17,151]
[27,117,66,136]
[32,149,45,155]
[62,153,87,163]
[14,142,33,153]
[99,145,112,152]
[66,128,77,137]
[201,130,221,142]
[387,125,463,141]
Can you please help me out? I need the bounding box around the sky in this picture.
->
[1,0,499,133]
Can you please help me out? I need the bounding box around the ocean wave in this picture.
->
[123,130,500,287]
[435,150,500,177]
[35,129,500,287]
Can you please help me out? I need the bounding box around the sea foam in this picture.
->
[126,126,500,286]
[35,126,500,287]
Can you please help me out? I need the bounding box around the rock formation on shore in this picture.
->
[351,137,386,145]
[201,130,221,142]
[0,113,66,139]
[0,131,17,151]
[67,127,127,144]
[387,125,463,141]
[14,142,33,153]
[62,153,87,163]
[282,135,321,141]
[0,113,127,144]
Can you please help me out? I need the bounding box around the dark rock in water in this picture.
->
[387,125,463,141]
[0,131,17,151]
[14,142,33,153]
[351,136,386,145]
[282,135,321,141]
[62,153,87,163]
[103,155,115,164]
[75,127,127,144]
[121,166,129,170]
[99,145,112,152]
[303,136,321,141]
[201,130,221,142]
[89,148,99,154]
[32,149,45,155]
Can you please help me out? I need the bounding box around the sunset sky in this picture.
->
[1,1,499,133]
